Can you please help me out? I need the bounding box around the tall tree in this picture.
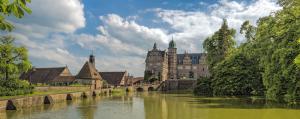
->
[0,36,31,80]
[203,19,236,71]
[255,0,300,102]
[0,0,31,31]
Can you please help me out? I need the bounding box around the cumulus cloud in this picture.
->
[68,0,281,76]
[152,0,281,52]
[6,0,281,76]
[9,0,85,73]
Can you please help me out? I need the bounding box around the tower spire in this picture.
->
[153,42,157,50]
[169,37,176,48]
[89,50,95,68]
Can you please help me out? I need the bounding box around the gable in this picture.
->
[76,61,103,80]
[99,72,127,86]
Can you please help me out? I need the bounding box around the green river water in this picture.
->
[1,92,300,119]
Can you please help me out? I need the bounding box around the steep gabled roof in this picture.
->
[99,71,127,86]
[50,76,75,83]
[20,67,69,83]
[76,61,102,80]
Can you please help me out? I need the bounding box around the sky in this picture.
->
[6,0,281,77]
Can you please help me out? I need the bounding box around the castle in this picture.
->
[145,39,210,81]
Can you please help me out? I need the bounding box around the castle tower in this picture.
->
[168,38,177,79]
[89,54,95,68]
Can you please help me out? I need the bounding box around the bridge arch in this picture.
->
[148,87,154,91]
[44,95,53,104]
[6,100,16,110]
[136,87,144,92]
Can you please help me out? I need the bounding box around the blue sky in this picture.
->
[7,0,281,76]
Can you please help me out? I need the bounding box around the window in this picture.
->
[189,71,194,78]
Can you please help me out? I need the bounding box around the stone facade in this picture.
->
[145,40,210,81]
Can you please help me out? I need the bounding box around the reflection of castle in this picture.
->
[145,39,210,81]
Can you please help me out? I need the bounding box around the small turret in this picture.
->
[153,42,157,50]
[169,37,176,48]
[89,54,95,68]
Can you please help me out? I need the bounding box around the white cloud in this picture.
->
[21,0,85,33]
[151,0,281,51]
[7,0,281,76]
[70,0,281,76]
[10,0,85,73]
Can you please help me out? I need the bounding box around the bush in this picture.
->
[193,77,213,96]
[0,79,34,96]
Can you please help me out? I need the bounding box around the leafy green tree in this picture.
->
[240,20,256,42]
[295,38,300,67]
[0,35,31,80]
[0,0,32,31]
[254,0,300,102]
[212,49,264,96]
[203,19,236,71]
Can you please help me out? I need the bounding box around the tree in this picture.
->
[254,0,300,102]
[0,0,32,31]
[203,19,236,71]
[212,49,264,96]
[295,38,300,67]
[240,20,256,42]
[0,35,31,80]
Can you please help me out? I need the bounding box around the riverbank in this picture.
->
[0,86,90,100]
[0,86,119,110]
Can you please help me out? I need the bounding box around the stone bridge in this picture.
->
[130,84,160,92]
[130,80,197,92]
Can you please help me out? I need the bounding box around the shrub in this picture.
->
[193,77,213,96]
[0,79,34,96]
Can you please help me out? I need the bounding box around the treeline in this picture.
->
[194,0,300,103]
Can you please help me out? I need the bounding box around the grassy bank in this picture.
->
[0,87,89,100]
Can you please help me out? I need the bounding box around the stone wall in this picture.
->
[159,80,197,91]
[35,86,90,92]
[0,88,112,111]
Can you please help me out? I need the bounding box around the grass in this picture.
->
[0,88,89,100]
[111,88,126,96]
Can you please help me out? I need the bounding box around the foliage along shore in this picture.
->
[194,0,300,104]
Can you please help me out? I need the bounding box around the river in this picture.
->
[1,92,300,119]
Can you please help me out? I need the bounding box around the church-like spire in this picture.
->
[153,42,157,50]
[169,37,176,48]
[89,51,95,68]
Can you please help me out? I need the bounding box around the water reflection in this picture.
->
[1,93,300,119]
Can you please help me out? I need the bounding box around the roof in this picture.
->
[76,61,102,80]
[169,39,176,48]
[50,76,75,83]
[177,53,206,64]
[146,50,167,58]
[99,72,127,86]
[20,67,70,83]
[132,77,144,84]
